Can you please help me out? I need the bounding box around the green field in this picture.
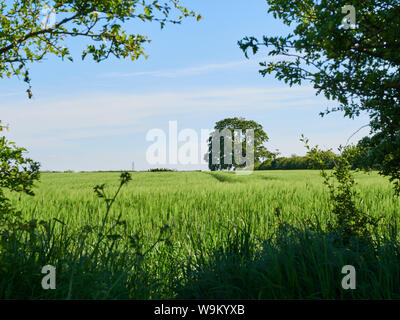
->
[14,170,399,234]
[4,170,400,299]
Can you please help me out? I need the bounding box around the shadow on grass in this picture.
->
[174,223,400,299]
[208,172,239,183]
[0,222,177,300]
[258,175,279,182]
[3,218,400,299]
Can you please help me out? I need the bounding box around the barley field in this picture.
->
[14,170,399,234]
[4,170,400,299]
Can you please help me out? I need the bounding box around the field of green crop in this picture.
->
[5,170,400,299]
[13,170,400,236]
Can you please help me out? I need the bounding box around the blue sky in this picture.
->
[0,0,370,171]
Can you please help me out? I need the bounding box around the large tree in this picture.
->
[0,0,200,98]
[205,117,273,171]
[238,0,400,194]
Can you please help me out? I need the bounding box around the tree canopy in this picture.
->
[205,117,273,171]
[239,0,400,194]
[0,0,201,97]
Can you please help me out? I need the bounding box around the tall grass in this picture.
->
[1,170,400,299]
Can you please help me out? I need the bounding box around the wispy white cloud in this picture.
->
[102,57,282,78]
[0,91,26,97]
[1,85,322,142]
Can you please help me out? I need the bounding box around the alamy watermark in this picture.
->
[341,265,356,290]
[341,5,356,29]
[41,5,57,29]
[146,121,255,174]
[41,265,56,290]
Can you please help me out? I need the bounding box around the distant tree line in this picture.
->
[256,139,380,171]
[148,168,176,172]
[256,152,335,170]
